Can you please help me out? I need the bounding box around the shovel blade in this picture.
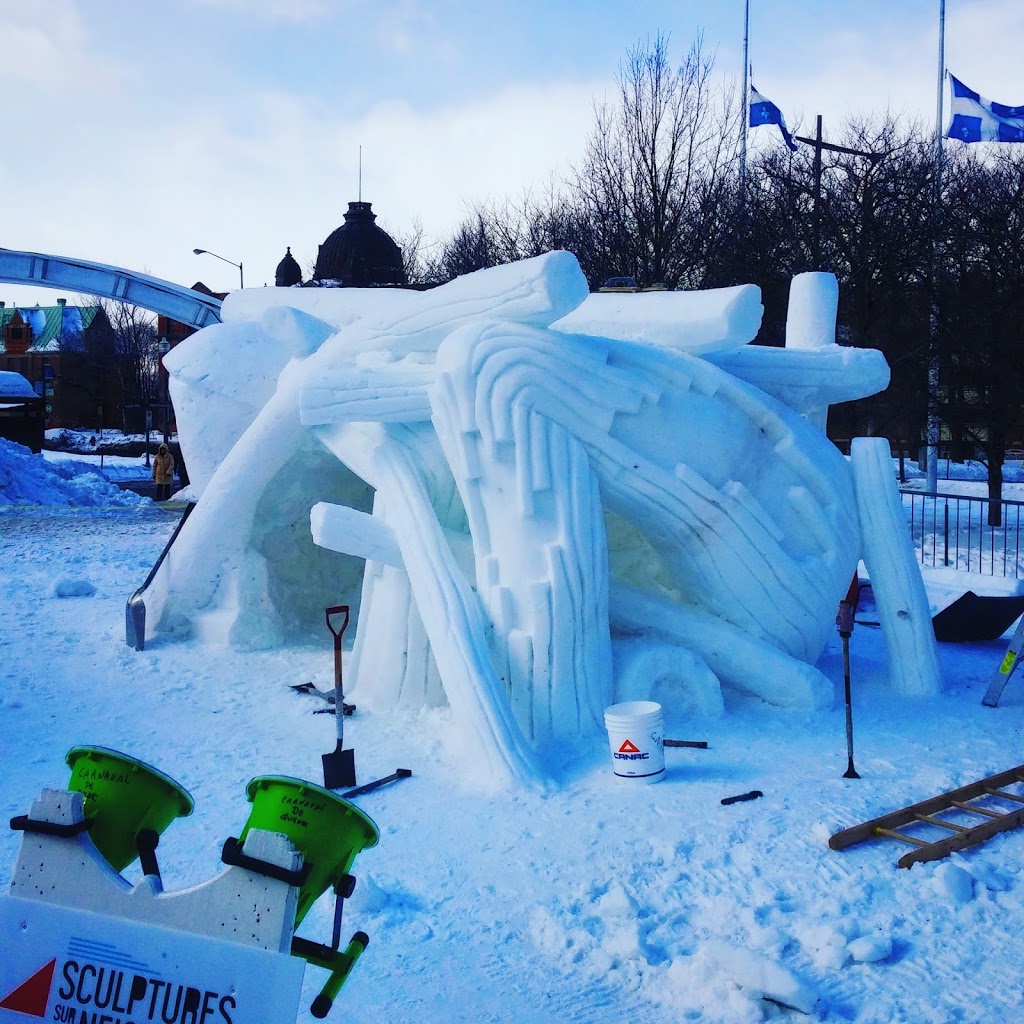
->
[126,592,146,651]
[323,745,357,790]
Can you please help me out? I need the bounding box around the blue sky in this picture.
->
[2,0,1022,306]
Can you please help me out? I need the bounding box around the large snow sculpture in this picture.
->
[150,253,912,788]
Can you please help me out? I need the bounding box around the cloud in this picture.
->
[4,0,1024,309]
[182,0,331,20]
[0,0,123,94]
[1,71,603,301]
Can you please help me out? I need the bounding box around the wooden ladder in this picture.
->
[829,765,1024,868]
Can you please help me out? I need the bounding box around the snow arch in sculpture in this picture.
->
[146,251,933,789]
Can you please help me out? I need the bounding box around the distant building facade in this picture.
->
[0,298,115,428]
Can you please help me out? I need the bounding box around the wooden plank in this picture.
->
[950,800,1004,819]
[829,764,1024,851]
[985,788,1024,804]
[875,828,929,847]
[897,807,1024,868]
[915,814,970,833]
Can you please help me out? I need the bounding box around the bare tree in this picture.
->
[69,298,159,430]
[568,33,742,289]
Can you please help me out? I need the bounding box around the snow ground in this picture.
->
[3,440,1024,1022]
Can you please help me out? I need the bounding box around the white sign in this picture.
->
[0,896,305,1024]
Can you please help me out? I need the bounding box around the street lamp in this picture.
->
[158,336,171,443]
[192,247,244,289]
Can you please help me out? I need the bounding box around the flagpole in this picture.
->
[926,0,945,494]
[740,0,749,195]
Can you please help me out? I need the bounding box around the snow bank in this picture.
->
[0,438,147,508]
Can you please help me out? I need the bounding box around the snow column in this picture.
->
[851,436,942,696]
[316,421,546,790]
[433,321,614,742]
[785,272,839,433]
[348,493,445,710]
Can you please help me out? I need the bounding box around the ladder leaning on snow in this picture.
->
[981,614,1024,707]
[829,765,1024,868]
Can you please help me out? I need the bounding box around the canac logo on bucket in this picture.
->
[604,701,665,783]
[615,739,648,760]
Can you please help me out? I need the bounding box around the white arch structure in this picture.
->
[0,248,222,328]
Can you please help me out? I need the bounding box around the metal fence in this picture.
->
[900,489,1024,579]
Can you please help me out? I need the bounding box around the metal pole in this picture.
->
[813,114,823,269]
[740,0,750,196]
[926,0,946,494]
[841,632,860,779]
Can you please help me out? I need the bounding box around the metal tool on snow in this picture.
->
[341,769,412,800]
[982,613,1024,707]
[721,790,763,805]
[322,605,357,790]
[289,680,355,715]
[125,502,196,651]
[837,574,861,779]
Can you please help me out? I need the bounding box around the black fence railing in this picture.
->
[900,489,1024,579]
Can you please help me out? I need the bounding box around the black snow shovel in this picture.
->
[322,605,357,790]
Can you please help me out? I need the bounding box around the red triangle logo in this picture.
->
[617,739,640,753]
[0,959,56,1017]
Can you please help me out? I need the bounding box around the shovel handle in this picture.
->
[325,605,350,640]
[325,606,350,749]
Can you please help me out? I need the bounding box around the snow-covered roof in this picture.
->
[0,370,38,399]
[0,302,99,353]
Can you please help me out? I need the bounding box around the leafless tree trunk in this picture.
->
[569,33,741,289]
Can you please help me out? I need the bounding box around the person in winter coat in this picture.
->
[153,443,176,501]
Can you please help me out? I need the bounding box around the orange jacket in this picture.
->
[153,450,175,485]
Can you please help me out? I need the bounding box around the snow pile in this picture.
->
[0,437,148,508]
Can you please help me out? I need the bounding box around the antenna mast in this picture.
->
[358,145,362,202]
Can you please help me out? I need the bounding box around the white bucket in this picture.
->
[604,700,665,783]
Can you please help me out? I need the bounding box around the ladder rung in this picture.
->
[914,814,970,833]
[875,827,930,847]
[985,788,1024,804]
[951,800,1004,819]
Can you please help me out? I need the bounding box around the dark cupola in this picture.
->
[313,201,406,287]
[275,247,302,287]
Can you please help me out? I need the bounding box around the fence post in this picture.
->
[944,503,950,566]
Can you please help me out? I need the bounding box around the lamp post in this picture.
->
[192,248,244,289]
[158,336,171,444]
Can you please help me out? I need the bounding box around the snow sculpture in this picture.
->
[151,253,913,788]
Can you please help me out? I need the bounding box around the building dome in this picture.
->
[275,247,302,287]
[313,201,406,287]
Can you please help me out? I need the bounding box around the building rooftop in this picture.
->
[0,300,100,353]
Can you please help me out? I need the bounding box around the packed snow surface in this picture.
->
[3,434,1024,1022]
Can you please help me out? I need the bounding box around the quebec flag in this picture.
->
[750,84,799,152]
[947,73,1024,143]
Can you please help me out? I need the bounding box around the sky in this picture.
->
[2,0,1023,307]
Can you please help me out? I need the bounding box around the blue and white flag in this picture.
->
[947,73,1024,143]
[749,84,799,152]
